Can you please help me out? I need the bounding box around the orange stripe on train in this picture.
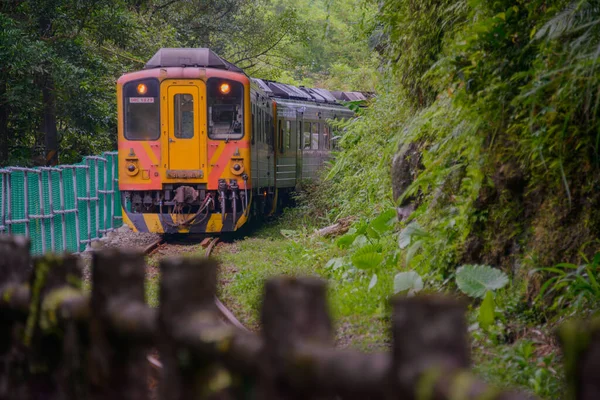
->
[208,141,249,187]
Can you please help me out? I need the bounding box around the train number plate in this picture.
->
[166,170,204,179]
[129,97,154,103]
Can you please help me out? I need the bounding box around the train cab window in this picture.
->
[323,124,330,149]
[303,122,311,149]
[173,94,194,139]
[311,122,319,150]
[123,79,160,140]
[285,121,291,149]
[207,78,243,140]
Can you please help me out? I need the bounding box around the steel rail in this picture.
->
[145,235,248,374]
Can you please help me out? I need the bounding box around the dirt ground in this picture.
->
[78,224,160,280]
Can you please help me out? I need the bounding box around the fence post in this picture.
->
[58,169,67,252]
[259,277,333,399]
[389,296,534,400]
[558,319,600,400]
[390,295,471,400]
[6,171,11,235]
[25,254,87,399]
[45,169,56,252]
[36,172,46,254]
[24,171,30,237]
[89,249,151,400]
[159,256,233,400]
[0,171,6,235]
[0,236,31,400]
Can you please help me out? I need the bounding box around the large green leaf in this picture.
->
[478,291,495,330]
[393,271,423,295]
[352,252,384,270]
[351,234,369,248]
[455,265,509,299]
[368,273,378,290]
[398,222,428,249]
[369,209,397,233]
[336,233,357,249]
[352,244,384,270]
[324,257,344,271]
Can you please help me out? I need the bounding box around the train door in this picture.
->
[162,81,207,175]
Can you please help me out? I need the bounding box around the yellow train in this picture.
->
[118,48,360,234]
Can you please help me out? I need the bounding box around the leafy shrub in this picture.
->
[393,271,423,295]
[456,265,509,299]
[535,252,600,312]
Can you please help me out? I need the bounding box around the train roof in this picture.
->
[251,78,367,106]
[143,48,369,105]
[145,48,243,72]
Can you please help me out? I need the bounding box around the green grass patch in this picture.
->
[214,213,392,349]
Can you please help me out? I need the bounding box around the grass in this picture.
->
[213,212,390,350]
[138,208,579,398]
[209,209,575,397]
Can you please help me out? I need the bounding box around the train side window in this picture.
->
[304,122,311,150]
[285,120,291,149]
[331,126,341,150]
[260,110,267,143]
[298,121,302,150]
[259,110,263,142]
[269,116,275,151]
[311,122,319,150]
[174,93,194,139]
[323,124,330,149]
[251,111,255,145]
[278,119,284,153]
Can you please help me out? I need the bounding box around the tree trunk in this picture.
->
[0,76,9,166]
[42,77,58,166]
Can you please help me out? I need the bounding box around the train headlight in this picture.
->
[126,163,139,176]
[137,83,148,95]
[219,83,231,94]
[230,162,244,175]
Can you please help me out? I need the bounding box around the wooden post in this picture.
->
[558,319,600,400]
[25,254,86,400]
[0,236,31,400]
[89,249,151,400]
[390,295,470,399]
[158,256,233,400]
[390,295,535,400]
[259,276,333,399]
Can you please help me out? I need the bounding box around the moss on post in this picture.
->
[558,318,600,400]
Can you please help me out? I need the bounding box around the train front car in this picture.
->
[118,48,252,234]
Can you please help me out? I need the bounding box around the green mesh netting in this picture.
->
[10,171,26,238]
[0,174,4,234]
[3,152,120,255]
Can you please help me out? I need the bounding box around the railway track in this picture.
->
[145,235,248,375]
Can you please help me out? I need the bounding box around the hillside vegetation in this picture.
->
[215,1,600,398]
[287,0,600,396]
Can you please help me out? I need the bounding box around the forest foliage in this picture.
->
[318,0,600,282]
[291,1,600,396]
[0,0,376,166]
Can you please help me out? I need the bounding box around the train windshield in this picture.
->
[123,79,160,141]
[207,78,244,140]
